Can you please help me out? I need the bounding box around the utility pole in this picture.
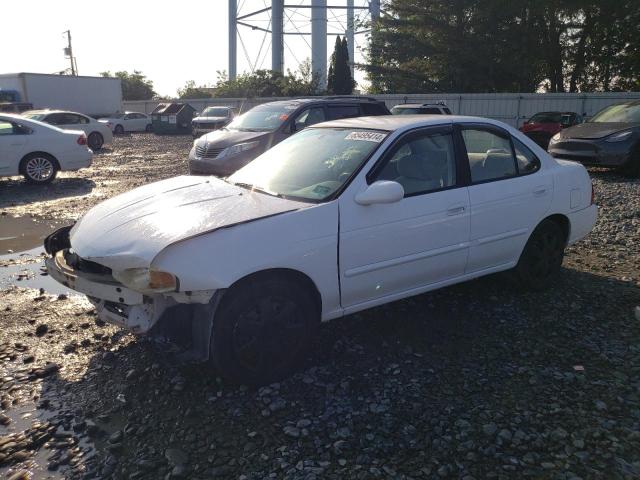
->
[63,30,77,76]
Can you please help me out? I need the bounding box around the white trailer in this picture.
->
[0,73,122,117]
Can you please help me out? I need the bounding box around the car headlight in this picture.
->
[550,133,561,142]
[113,268,178,294]
[605,130,633,143]
[219,141,260,158]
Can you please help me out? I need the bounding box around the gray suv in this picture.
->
[188,96,390,176]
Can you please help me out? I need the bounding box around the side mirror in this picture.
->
[355,181,404,206]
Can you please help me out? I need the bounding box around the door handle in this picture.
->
[533,187,548,196]
[447,205,466,216]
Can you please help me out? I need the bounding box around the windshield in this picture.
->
[23,113,47,121]
[590,103,640,123]
[391,106,422,115]
[529,112,562,123]
[226,103,297,132]
[228,127,388,201]
[202,107,229,117]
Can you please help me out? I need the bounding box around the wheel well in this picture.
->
[19,152,60,173]
[543,214,570,244]
[226,268,322,316]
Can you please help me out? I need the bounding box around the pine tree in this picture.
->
[328,35,354,95]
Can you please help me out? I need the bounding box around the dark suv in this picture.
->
[189,96,390,176]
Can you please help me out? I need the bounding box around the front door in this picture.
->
[339,126,471,309]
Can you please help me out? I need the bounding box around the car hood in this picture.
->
[559,122,638,140]
[520,122,559,133]
[199,128,269,148]
[70,175,309,270]
[193,116,228,123]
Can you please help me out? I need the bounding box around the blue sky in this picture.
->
[4,0,370,96]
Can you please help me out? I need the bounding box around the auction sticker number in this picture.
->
[345,131,386,142]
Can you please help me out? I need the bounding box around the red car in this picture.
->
[520,111,582,149]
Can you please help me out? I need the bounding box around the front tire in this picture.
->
[21,153,58,184]
[114,124,125,135]
[513,219,566,290]
[618,144,640,178]
[211,275,319,386]
[87,132,104,150]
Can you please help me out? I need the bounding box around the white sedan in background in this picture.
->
[45,115,596,385]
[98,112,152,134]
[0,114,92,184]
[24,110,113,151]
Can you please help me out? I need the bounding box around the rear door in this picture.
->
[458,124,553,273]
[0,120,29,176]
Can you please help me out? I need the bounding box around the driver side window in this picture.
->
[372,131,457,196]
[292,107,326,133]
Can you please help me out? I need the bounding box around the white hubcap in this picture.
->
[26,157,53,181]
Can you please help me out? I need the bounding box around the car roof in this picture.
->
[257,96,384,109]
[23,109,88,115]
[315,114,503,132]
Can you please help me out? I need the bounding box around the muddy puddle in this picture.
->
[0,217,73,296]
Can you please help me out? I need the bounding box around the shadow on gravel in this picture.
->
[34,265,640,478]
[0,178,96,209]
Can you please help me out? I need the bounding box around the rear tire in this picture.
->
[87,132,104,150]
[513,219,566,290]
[211,275,319,386]
[114,124,125,135]
[21,153,58,184]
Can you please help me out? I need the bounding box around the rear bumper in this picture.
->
[62,149,92,171]
[567,204,598,245]
[45,250,170,333]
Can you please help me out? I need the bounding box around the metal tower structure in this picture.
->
[229,0,379,90]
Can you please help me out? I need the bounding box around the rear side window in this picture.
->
[512,137,540,174]
[421,108,442,114]
[462,129,517,183]
[327,105,360,120]
[361,103,388,115]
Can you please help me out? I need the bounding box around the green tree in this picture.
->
[328,36,354,94]
[210,63,321,98]
[362,0,639,94]
[100,70,155,100]
[177,80,213,99]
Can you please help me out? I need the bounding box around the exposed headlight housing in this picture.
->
[605,130,633,143]
[550,132,561,142]
[219,141,260,158]
[113,268,178,294]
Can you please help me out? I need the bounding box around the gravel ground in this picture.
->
[0,134,639,479]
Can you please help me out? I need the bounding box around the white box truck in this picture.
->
[0,73,123,117]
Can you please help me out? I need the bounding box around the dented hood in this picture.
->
[70,175,309,270]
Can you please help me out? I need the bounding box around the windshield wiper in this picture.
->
[231,182,283,198]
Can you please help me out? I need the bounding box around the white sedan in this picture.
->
[0,114,92,184]
[44,116,597,384]
[98,112,152,134]
[23,110,113,151]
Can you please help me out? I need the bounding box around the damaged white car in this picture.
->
[45,116,597,385]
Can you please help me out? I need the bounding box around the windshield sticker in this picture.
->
[345,131,386,142]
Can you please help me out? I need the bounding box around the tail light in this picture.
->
[591,181,595,205]
[77,134,87,146]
